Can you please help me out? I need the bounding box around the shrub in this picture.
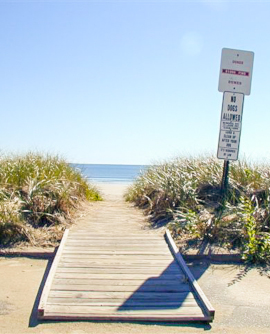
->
[125,156,270,264]
[0,153,102,246]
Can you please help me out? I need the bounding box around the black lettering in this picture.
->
[227,114,241,122]
[227,105,238,112]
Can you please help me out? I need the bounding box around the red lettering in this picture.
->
[222,69,249,77]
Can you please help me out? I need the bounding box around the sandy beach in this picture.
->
[0,183,270,334]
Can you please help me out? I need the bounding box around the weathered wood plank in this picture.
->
[65,240,165,244]
[70,228,149,231]
[69,230,162,234]
[64,247,171,252]
[54,273,185,281]
[37,229,70,317]
[61,252,173,257]
[66,237,164,241]
[57,263,180,269]
[165,229,215,321]
[59,256,173,261]
[46,298,198,307]
[52,276,185,283]
[48,290,196,300]
[64,245,168,250]
[66,240,164,243]
[68,235,163,240]
[50,284,191,293]
[59,259,174,264]
[43,313,210,321]
[65,240,166,245]
[46,301,199,308]
[66,239,165,243]
[44,304,204,316]
[54,271,186,281]
[55,266,182,274]
[58,260,178,267]
[52,278,185,286]
[64,244,167,249]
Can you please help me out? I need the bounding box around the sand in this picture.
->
[0,182,270,334]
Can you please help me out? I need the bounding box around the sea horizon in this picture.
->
[70,163,148,184]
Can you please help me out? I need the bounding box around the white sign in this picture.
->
[217,92,244,161]
[218,48,254,95]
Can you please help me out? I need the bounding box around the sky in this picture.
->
[1,0,270,165]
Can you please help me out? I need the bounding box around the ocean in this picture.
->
[70,164,148,184]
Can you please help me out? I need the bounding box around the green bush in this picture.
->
[0,153,102,246]
[125,156,270,264]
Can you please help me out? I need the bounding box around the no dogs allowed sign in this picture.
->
[217,92,244,160]
[217,48,254,161]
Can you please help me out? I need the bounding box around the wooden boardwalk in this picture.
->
[38,185,214,322]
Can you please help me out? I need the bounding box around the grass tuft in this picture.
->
[0,152,102,247]
[125,156,270,264]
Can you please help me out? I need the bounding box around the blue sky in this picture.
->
[1,0,270,164]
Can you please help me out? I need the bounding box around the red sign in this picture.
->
[218,48,254,95]
[222,69,249,77]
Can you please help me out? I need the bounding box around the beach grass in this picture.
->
[125,156,270,264]
[0,152,102,247]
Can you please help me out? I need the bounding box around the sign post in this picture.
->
[217,48,254,198]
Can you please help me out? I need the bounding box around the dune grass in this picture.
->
[125,156,270,264]
[0,153,102,247]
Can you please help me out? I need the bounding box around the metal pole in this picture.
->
[221,160,230,199]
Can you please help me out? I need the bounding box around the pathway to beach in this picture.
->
[0,183,270,333]
[38,182,213,321]
[73,183,160,235]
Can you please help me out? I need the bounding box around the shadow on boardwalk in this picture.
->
[117,261,192,312]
